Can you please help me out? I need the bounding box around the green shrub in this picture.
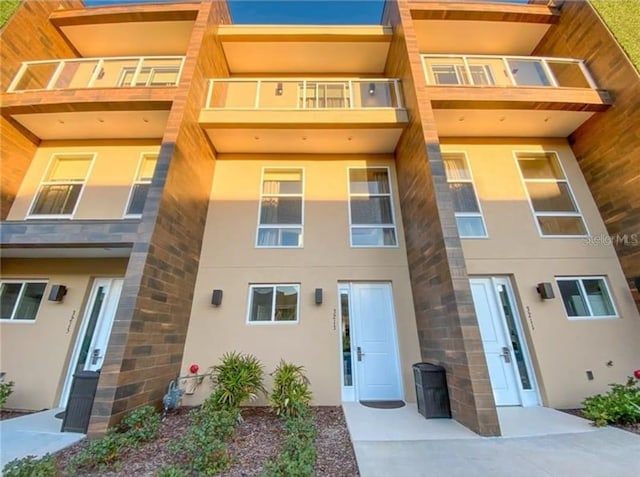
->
[270,360,312,417]
[68,433,125,474]
[208,351,266,409]
[2,454,57,477]
[582,377,640,426]
[262,410,317,477]
[190,406,238,441]
[0,378,15,409]
[118,405,161,443]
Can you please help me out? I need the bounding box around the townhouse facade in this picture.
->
[0,0,638,437]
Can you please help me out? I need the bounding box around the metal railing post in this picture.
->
[578,60,598,89]
[131,57,144,87]
[205,79,213,109]
[348,80,354,108]
[540,58,559,87]
[254,80,261,108]
[7,62,29,92]
[461,56,473,85]
[87,58,104,88]
[503,57,517,86]
[46,60,66,90]
[394,79,403,108]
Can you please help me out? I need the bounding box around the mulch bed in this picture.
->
[0,409,34,421]
[56,406,359,476]
[559,408,640,436]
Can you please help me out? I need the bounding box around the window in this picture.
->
[432,64,494,86]
[29,155,93,217]
[257,169,303,247]
[556,277,617,319]
[442,153,487,238]
[247,284,300,323]
[516,152,587,236]
[348,167,397,247]
[301,82,349,108]
[118,67,181,87]
[0,281,47,321]
[125,153,158,217]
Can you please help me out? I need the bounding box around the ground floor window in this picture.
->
[0,281,47,321]
[247,284,300,323]
[556,277,617,319]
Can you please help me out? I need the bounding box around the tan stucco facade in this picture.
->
[0,258,128,410]
[180,155,422,406]
[7,140,161,221]
[441,138,640,408]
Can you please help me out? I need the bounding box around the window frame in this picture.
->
[123,152,159,218]
[0,280,48,323]
[246,284,301,325]
[555,276,618,320]
[117,66,181,87]
[255,167,305,249]
[27,153,96,220]
[347,166,399,248]
[442,151,489,239]
[514,150,589,238]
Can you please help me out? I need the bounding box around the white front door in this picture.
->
[470,277,539,406]
[59,278,123,406]
[349,283,402,401]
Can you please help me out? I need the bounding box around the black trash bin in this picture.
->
[413,363,451,418]
[61,370,100,433]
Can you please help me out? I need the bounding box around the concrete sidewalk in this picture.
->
[0,409,85,468]
[344,403,640,477]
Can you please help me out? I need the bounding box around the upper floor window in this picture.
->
[348,167,397,247]
[515,152,587,237]
[0,281,47,321]
[247,284,300,323]
[432,64,495,86]
[257,169,303,247]
[29,154,94,218]
[125,153,158,217]
[442,153,487,238]
[556,277,617,319]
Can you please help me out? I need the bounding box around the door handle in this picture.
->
[501,346,512,364]
[356,347,365,362]
[91,348,103,365]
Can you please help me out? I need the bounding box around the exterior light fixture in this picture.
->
[315,288,323,305]
[48,285,68,302]
[368,83,376,95]
[275,82,283,95]
[536,282,555,300]
[211,289,223,306]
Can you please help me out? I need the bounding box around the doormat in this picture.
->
[54,411,65,420]
[359,400,405,409]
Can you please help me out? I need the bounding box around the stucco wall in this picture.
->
[0,258,128,410]
[180,155,421,406]
[442,138,640,407]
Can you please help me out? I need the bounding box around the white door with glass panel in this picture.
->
[470,278,539,406]
[342,283,402,401]
[60,278,123,406]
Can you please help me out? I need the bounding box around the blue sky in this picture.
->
[85,0,388,24]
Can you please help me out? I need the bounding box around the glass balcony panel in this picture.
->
[210,81,258,108]
[354,81,395,108]
[13,63,58,91]
[546,61,590,88]
[507,59,551,86]
[466,58,505,86]
[258,81,300,108]
[51,60,98,89]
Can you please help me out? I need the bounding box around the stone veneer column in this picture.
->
[533,1,640,311]
[382,0,500,436]
[88,0,231,435]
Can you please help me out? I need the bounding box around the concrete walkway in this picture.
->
[0,409,85,468]
[343,403,640,477]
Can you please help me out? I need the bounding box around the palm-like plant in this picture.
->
[208,351,266,410]
[270,360,312,417]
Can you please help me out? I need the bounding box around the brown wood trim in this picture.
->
[0,113,40,146]
[49,3,199,27]
[1,99,173,115]
[410,1,559,23]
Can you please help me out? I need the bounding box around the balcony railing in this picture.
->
[204,78,404,110]
[421,55,598,89]
[7,56,186,92]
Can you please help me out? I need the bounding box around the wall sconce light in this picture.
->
[634,277,640,292]
[211,289,223,306]
[48,285,67,302]
[275,82,283,96]
[536,282,555,300]
[368,83,376,95]
[315,288,323,305]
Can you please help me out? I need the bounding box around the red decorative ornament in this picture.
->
[189,364,199,374]
[634,369,640,380]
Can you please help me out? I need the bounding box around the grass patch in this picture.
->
[591,0,640,71]
[0,0,21,28]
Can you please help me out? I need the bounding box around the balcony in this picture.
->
[7,56,185,92]
[420,54,610,137]
[199,78,408,154]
